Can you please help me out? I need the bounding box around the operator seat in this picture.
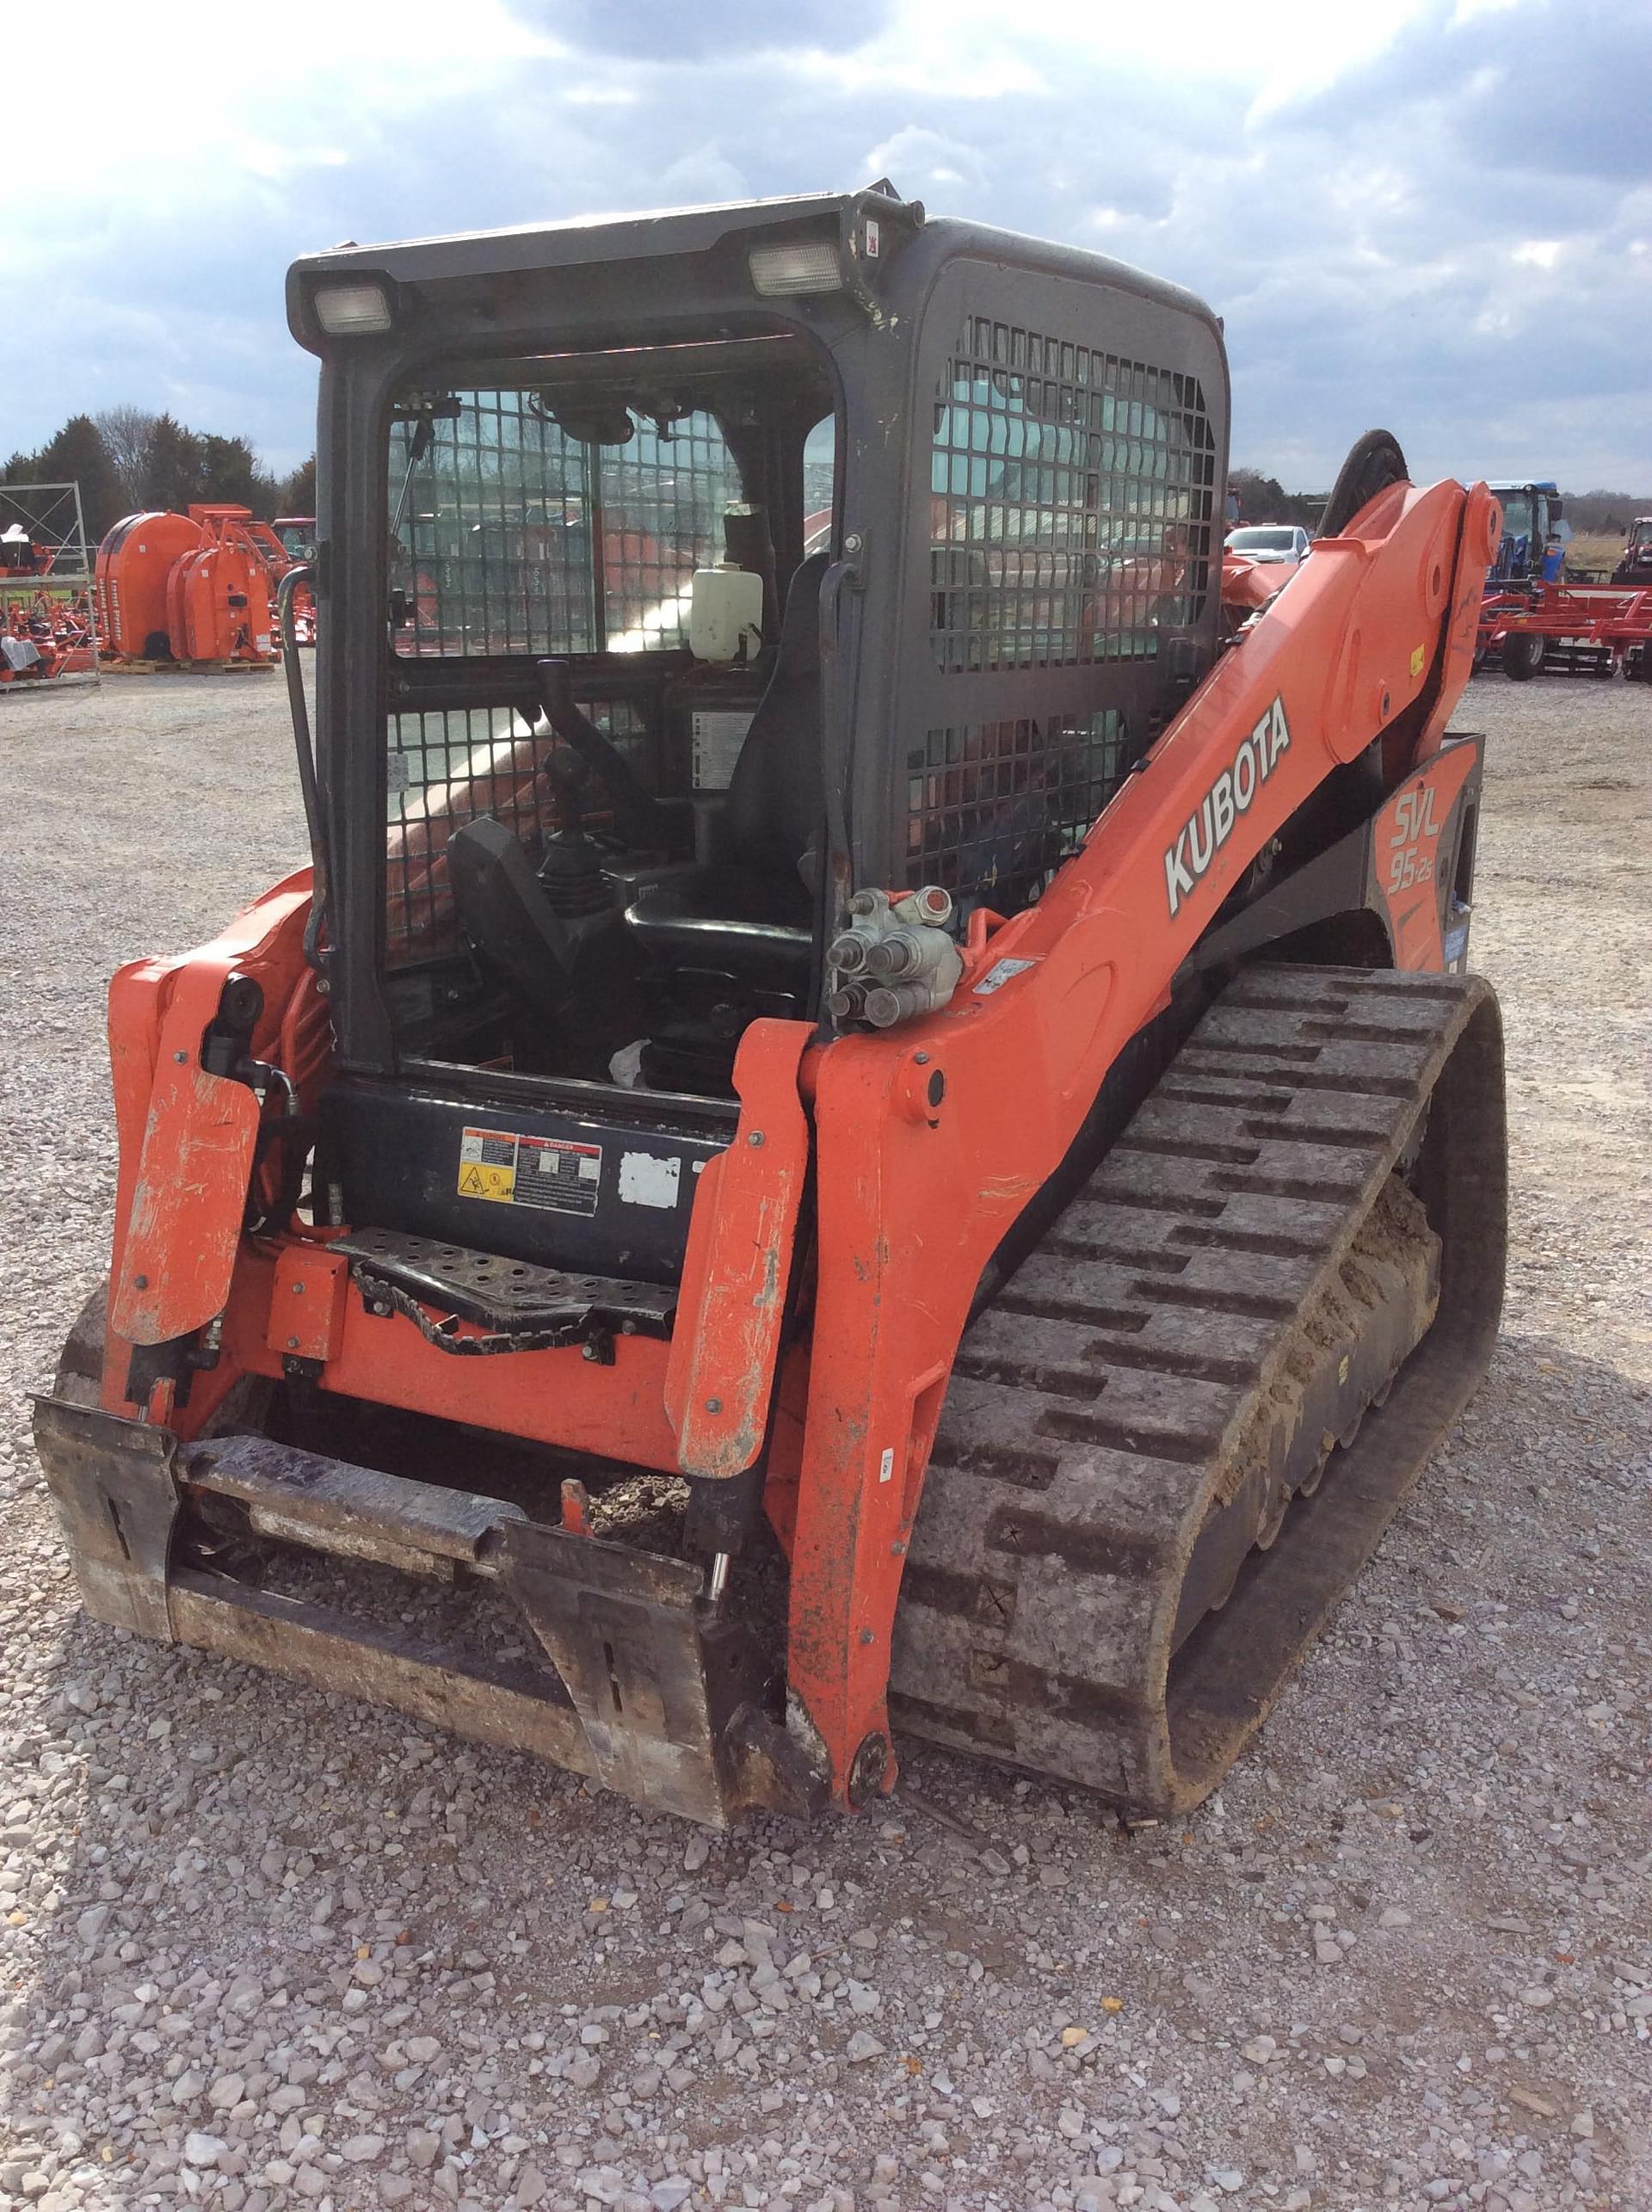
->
[716,550,829,890]
[623,552,828,1089]
[629,550,828,937]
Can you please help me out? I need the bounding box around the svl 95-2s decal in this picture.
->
[1387,782,1441,893]
[1371,737,1482,973]
[1165,696,1291,916]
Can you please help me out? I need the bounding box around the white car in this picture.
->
[1225,524,1312,566]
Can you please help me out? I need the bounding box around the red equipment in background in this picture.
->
[1,525,55,577]
[95,505,279,666]
[1477,578,1652,683]
[270,517,317,644]
[271,515,316,561]
[1,484,101,690]
[0,589,99,684]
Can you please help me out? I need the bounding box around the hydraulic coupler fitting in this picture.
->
[827,886,962,1029]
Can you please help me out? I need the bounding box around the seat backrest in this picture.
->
[721,551,828,876]
[447,816,579,1029]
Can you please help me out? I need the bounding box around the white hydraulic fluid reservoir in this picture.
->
[688,563,763,663]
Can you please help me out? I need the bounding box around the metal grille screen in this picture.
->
[384,391,740,962]
[904,707,1132,909]
[391,395,742,658]
[930,320,1217,672]
[385,698,647,964]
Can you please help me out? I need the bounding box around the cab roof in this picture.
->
[289,190,860,288]
[285,183,1224,356]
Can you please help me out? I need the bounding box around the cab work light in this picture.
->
[312,280,394,335]
[748,240,843,297]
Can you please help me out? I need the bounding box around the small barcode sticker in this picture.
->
[973,956,1039,996]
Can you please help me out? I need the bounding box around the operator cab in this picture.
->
[380,342,836,1099]
[1612,517,1652,585]
[1485,481,1565,585]
[289,188,1225,1285]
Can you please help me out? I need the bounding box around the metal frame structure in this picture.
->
[0,481,101,693]
[1478,580,1652,681]
[0,478,94,574]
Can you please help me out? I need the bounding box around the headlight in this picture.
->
[312,280,394,336]
[748,241,843,298]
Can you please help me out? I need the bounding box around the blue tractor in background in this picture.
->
[1485,481,1569,585]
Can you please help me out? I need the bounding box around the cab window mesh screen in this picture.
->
[385,697,646,965]
[601,415,743,650]
[390,395,743,658]
[391,395,592,658]
[384,389,741,964]
[904,708,1132,907]
[930,320,1217,672]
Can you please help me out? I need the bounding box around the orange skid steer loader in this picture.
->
[34,188,1507,1826]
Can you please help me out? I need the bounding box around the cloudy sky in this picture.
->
[9,0,1649,489]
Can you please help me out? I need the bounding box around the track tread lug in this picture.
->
[891,965,1503,1818]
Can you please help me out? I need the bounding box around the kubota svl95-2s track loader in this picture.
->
[34,188,1507,1826]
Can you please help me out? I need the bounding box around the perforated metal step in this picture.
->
[335,1227,677,1341]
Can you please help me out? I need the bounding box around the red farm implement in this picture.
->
[1478,580,1652,683]
[0,483,102,693]
[1,588,99,683]
[94,503,319,668]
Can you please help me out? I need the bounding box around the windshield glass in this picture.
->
[1498,494,1534,544]
[1227,527,1296,551]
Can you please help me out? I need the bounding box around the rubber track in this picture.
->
[889,964,1505,1816]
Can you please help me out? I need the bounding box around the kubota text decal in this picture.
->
[1165,696,1291,916]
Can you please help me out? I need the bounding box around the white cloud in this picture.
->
[863,127,985,195]
[656,148,754,204]
[4,0,1649,489]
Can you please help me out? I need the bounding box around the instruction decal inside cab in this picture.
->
[456,1126,602,1216]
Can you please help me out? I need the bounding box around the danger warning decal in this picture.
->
[456,1127,602,1216]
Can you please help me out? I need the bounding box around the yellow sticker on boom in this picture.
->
[1409,644,1425,678]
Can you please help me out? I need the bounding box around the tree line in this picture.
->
[5,410,1644,551]
[0,411,316,544]
[1230,467,1650,535]
[1227,469,1328,531]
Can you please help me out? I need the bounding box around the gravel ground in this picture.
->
[0,669,1647,2212]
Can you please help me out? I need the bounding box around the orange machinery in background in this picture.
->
[1,589,99,684]
[94,504,287,666]
[1,525,56,577]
